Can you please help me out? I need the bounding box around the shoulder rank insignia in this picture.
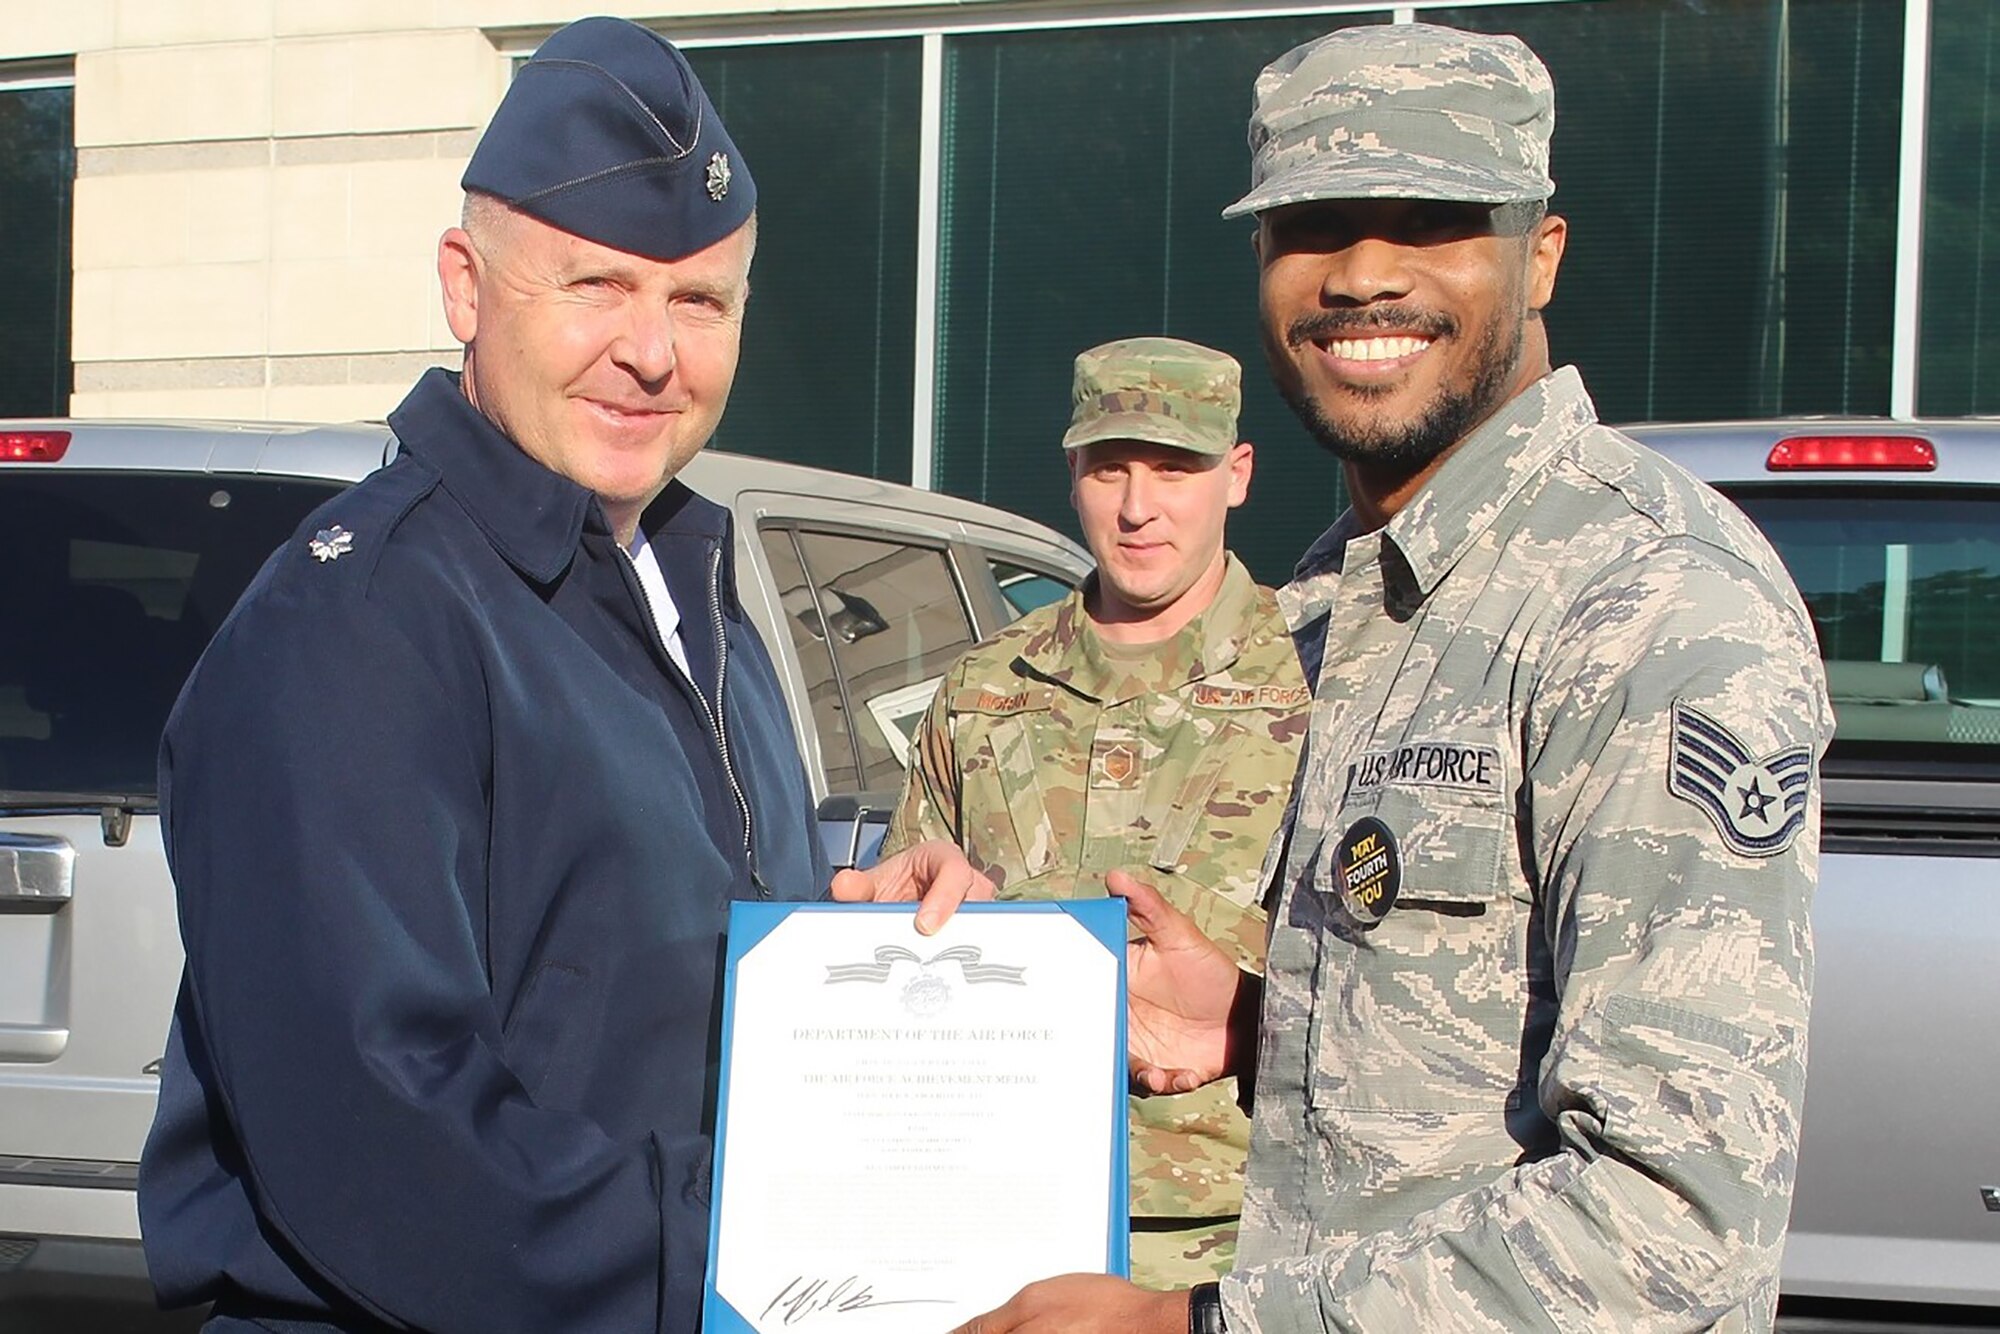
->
[1668,702,1811,858]
[308,525,354,563]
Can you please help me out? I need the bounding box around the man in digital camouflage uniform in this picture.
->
[949,23,1832,1334]
[882,336,1309,1288]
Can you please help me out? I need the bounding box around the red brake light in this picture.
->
[1766,435,1936,471]
[0,430,70,462]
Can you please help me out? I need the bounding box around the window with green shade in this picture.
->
[1920,0,1998,416]
[934,16,1387,586]
[1429,0,1903,424]
[0,83,73,417]
[687,41,921,480]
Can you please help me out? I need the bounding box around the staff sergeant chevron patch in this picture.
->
[1668,702,1813,858]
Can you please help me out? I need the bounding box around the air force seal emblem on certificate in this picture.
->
[1668,702,1812,858]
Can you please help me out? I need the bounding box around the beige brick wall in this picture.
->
[46,0,1006,420]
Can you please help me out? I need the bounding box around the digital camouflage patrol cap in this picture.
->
[1222,22,1555,218]
[1061,337,1242,459]
[461,16,755,261]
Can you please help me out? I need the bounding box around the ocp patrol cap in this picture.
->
[461,16,754,261]
[1061,337,1241,459]
[1223,22,1555,219]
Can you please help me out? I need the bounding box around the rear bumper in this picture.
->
[1784,1228,2000,1310]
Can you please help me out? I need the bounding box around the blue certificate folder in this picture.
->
[702,899,1130,1332]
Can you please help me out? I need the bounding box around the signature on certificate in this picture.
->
[761,1275,953,1325]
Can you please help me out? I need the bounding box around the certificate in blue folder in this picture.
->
[703,899,1130,1334]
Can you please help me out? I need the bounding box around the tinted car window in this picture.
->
[989,558,1073,619]
[1724,486,2000,749]
[0,472,341,795]
[776,529,978,792]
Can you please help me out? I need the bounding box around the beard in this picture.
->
[1264,295,1526,471]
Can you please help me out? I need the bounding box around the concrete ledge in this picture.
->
[75,351,459,395]
[78,129,481,177]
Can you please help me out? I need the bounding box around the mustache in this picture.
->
[1286,308,1455,348]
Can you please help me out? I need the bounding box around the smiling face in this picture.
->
[1255,197,1564,472]
[1069,438,1253,643]
[438,198,755,540]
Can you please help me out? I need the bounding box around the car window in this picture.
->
[989,558,1073,620]
[763,526,979,793]
[0,471,344,796]
[758,527,863,795]
[1722,486,2000,752]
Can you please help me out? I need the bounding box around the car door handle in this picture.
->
[0,835,75,913]
[0,1022,69,1062]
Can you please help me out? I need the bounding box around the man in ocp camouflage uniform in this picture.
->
[950,23,1832,1334]
[882,336,1309,1288]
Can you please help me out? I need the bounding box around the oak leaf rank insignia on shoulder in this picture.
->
[1667,702,1812,858]
[308,525,354,563]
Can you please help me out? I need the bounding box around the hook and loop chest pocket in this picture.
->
[1143,677,1311,897]
[950,684,1065,883]
[1303,740,1525,1113]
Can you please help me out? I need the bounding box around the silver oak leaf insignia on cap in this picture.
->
[1667,702,1812,857]
[308,525,355,563]
[705,152,731,202]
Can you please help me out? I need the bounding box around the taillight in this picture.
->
[0,430,70,462]
[1766,435,1936,471]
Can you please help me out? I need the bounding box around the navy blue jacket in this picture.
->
[140,369,830,1332]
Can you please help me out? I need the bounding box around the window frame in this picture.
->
[0,58,76,420]
[495,0,1946,495]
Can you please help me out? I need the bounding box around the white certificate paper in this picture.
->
[704,901,1128,1334]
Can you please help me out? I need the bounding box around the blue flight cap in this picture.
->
[461,16,755,261]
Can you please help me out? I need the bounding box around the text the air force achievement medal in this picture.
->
[1334,816,1401,926]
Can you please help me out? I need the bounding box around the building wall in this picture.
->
[4,1,956,420]
[4,1,1994,583]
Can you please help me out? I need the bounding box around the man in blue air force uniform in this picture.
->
[139,18,983,1332]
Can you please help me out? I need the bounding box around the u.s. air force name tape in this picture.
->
[1343,739,1503,799]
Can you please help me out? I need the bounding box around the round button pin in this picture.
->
[1334,815,1401,927]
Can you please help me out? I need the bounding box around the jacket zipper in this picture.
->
[621,541,767,897]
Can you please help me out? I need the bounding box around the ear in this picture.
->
[438,227,482,345]
[1526,213,1567,313]
[1224,441,1254,509]
[1067,447,1084,513]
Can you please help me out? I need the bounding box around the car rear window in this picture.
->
[0,471,344,797]
[1722,485,2000,755]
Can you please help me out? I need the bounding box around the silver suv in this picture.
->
[1625,419,2000,1323]
[0,419,1087,1326]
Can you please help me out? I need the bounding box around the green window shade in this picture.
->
[1921,0,1999,415]
[1431,0,1902,423]
[688,42,920,480]
[0,85,73,417]
[935,17,1386,586]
